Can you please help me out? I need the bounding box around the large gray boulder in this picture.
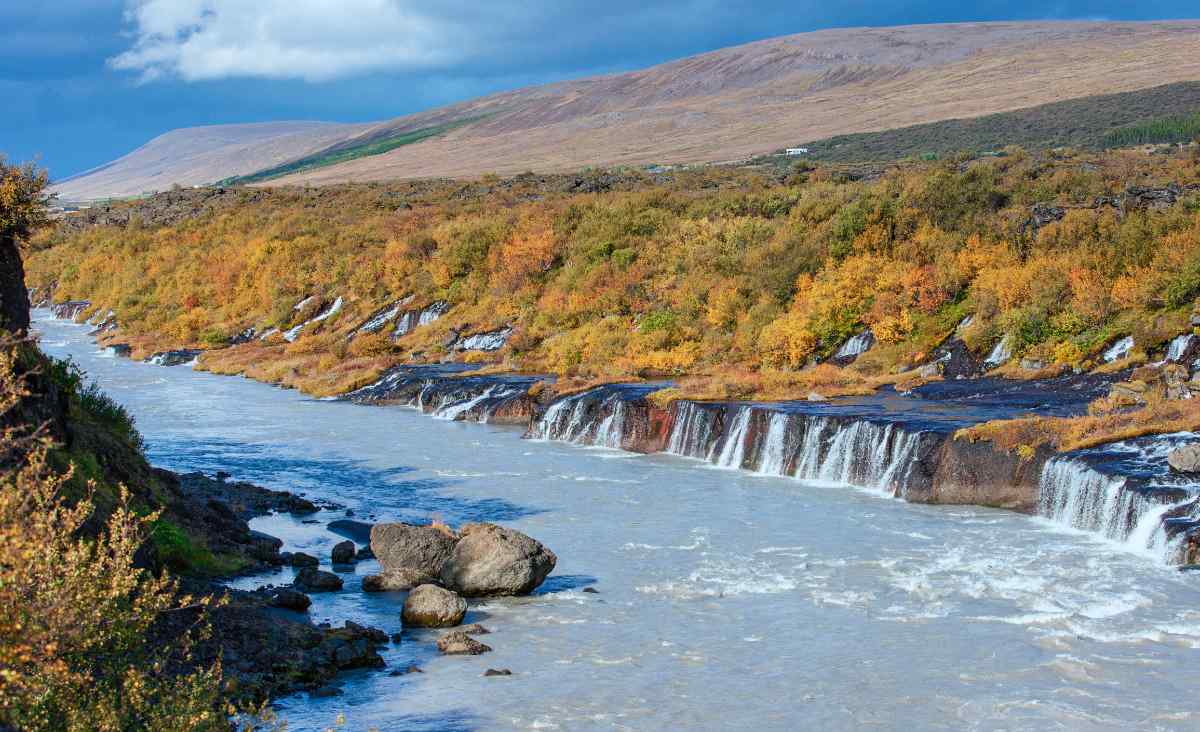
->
[439,523,556,597]
[401,584,468,628]
[436,630,492,656]
[1169,444,1200,474]
[370,522,459,585]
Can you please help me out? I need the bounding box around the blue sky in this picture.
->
[3,1,1197,180]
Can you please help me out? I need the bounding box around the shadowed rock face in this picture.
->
[0,234,29,334]
[908,438,1050,512]
[370,522,459,585]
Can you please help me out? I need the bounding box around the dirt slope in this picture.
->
[57,21,1200,197]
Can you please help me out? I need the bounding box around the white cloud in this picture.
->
[109,0,467,82]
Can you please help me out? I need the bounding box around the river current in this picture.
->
[34,311,1200,731]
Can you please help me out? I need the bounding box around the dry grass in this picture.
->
[649,365,877,407]
[957,396,1200,453]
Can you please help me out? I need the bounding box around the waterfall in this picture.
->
[433,386,498,421]
[755,412,792,476]
[665,401,720,459]
[714,407,754,469]
[594,399,627,449]
[531,392,596,443]
[1037,457,1183,557]
[1166,334,1195,363]
[984,335,1012,368]
[1102,336,1134,363]
[664,401,922,495]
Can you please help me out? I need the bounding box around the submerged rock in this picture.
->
[1168,445,1200,474]
[483,668,512,677]
[440,523,556,597]
[436,631,492,656]
[370,522,459,584]
[293,568,344,593]
[401,584,467,628]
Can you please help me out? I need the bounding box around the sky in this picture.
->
[3,1,1197,180]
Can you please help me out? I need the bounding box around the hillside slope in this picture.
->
[51,121,374,201]
[55,21,1200,198]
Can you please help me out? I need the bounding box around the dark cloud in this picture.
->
[2,1,1196,178]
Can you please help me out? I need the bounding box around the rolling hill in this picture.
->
[52,20,1200,200]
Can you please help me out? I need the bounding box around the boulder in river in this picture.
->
[370,522,459,584]
[1168,445,1200,474]
[331,540,356,564]
[439,523,556,597]
[290,552,319,567]
[436,630,492,656]
[401,584,467,628]
[361,569,427,592]
[294,567,344,593]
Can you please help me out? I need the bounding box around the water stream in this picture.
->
[33,311,1200,731]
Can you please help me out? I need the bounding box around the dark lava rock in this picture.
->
[144,349,203,367]
[483,669,512,677]
[436,631,492,656]
[401,584,467,628]
[389,664,423,676]
[440,523,556,597]
[582,587,599,594]
[291,552,319,567]
[371,522,459,585]
[343,621,389,644]
[270,588,312,611]
[109,343,132,358]
[175,471,319,520]
[294,568,343,593]
[357,546,376,560]
[362,569,426,592]
[331,540,357,564]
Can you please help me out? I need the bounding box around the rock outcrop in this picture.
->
[1169,445,1200,474]
[440,523,557,597]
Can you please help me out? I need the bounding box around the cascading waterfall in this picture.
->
[662,402,923,495]
[1038,457,1181,557]
[714,407,754,469]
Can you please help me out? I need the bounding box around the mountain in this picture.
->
[53,20,1200,200]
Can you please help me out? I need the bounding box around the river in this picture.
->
[33,311,1200,731]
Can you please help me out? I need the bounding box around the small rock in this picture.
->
[806,391,827,402]
[582,587,599,594]
[458,623,491,635]
[331,540,356,564]
[1168,444,1200,474]
[401,584,467,628]
[1019,358,1045,370]
[436,631,492,656]
[483,668,512,677]
[293,567,343,593]
[270,588,312,611]
[390,632,403,644]
[290,552,319,567]
[357,546,376,560]
[388,664,423,676]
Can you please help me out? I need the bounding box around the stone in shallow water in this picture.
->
[483,668,512,677]
[401,584,467,628]
[290,552,319,567]
[293,567,343,593]
[362,568,428,592]
[436,630,492,656]
[270,588,312,611]
[371,522,459,585]
[331,540,356,564]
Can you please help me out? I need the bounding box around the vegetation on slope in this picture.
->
[793,82,1200,163]
[219,119,472,186]
[25,148,1200,421]
[1,160,231,730]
